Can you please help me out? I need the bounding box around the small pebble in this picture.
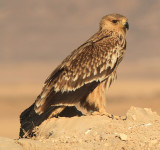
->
[119,133,128,141]
[85,128,91,135]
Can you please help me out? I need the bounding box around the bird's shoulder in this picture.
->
[45,30,125,90]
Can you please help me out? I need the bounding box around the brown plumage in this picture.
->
[20,14,129,138]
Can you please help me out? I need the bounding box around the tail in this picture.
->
[19,102,65,138]
[19,103,82,138]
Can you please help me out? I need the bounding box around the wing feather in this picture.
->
[35,30,124,114]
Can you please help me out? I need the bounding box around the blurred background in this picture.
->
[0,0,160,138]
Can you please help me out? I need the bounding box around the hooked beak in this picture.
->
[124,21,129,30]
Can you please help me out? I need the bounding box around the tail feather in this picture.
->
[34,86,52,115]
[19,103,62,138]
[19,103,83,138]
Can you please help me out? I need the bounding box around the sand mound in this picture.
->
[1,107,160,150]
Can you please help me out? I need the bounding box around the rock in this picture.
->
[127,107,159,122]
[85,128,92,135]
[119,133,128,141]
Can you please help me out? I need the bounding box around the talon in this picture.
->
[120,115,127,120]
[86,111,127,120]
[113,115,127,120]
[106,113,114,118]
[111,114,114,119]
[105,113,127,120]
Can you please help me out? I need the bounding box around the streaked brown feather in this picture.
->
[35,34,124,114]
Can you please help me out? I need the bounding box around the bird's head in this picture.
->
[100,14,129,35]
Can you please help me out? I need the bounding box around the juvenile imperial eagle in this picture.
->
[20,14,129,138]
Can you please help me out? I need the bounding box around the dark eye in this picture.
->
[112,20,118,23]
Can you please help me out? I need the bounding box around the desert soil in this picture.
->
[0,106,160,150]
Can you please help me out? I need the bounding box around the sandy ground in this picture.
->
[1,107,160,150]
[0,79,160,139]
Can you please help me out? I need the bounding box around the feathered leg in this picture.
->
[81,72,126,119]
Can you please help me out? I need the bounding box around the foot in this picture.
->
[87,111,127,120]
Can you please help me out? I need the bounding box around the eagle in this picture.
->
[20,14,129,138]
